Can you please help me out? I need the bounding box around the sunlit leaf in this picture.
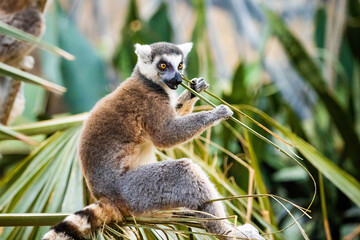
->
[55,4,110,113]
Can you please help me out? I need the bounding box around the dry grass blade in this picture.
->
[343,225,360,240]
[208,195,311,218]
[181,74,294,147]
[198,136,250,169]
[319,173,332,240]
[179,75,300,164]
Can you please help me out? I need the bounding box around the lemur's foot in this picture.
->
[190,77,209,93]
[213,104,233,119]
[235,224,264,240]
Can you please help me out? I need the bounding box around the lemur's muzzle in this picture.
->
[163,72,182,90]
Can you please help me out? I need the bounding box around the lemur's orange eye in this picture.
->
[160,63,166,69]
[178,63,183,69]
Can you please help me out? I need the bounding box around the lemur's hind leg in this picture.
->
[176,78,209,116]
[116,159,264,240]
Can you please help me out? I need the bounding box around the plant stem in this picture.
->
[0,213,216,227]
[319,173,332,240]
[0,113,87,140]
[0,213,68,226]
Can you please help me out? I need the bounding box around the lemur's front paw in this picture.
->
[190,78,209,93]
[213,105,233,119]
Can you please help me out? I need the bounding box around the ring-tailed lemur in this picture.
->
[42,42,264,240]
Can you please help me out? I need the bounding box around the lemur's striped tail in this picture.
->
[42,199,123,240]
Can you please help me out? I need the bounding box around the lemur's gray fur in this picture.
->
[42,42,264,240]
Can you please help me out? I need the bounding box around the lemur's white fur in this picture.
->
[135,44,189,81]
[135,45,188,107]
[63,215,91,235]
[132,140,157,168]
[161,54,183,107]
[42,230,71,240]
[134,43,152,62]
[177,42,193,57]
[136,52,159,81]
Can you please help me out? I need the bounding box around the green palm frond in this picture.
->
[0,127,83,239]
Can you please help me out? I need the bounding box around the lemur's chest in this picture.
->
[166,88,178,108]
[130,140,157,169]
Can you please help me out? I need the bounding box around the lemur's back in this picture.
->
[78,73,171,199]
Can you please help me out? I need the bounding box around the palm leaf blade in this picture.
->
[0,21,74,60]
[0,62,66,94]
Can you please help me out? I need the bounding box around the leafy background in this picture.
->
[0,0,360,239]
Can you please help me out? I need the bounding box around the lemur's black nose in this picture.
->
[174,72,182,84]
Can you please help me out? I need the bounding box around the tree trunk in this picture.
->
[0,0,47,125]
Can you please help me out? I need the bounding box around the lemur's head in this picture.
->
[135,42,193,90]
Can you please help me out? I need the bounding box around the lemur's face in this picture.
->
[135,42,193,90]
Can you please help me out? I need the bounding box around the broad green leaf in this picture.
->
[314,7,327,50]
[55,4,110,113]
[147,3,173,43]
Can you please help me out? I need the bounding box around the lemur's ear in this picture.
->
[177,42,193,58]
[135,43,152,62]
